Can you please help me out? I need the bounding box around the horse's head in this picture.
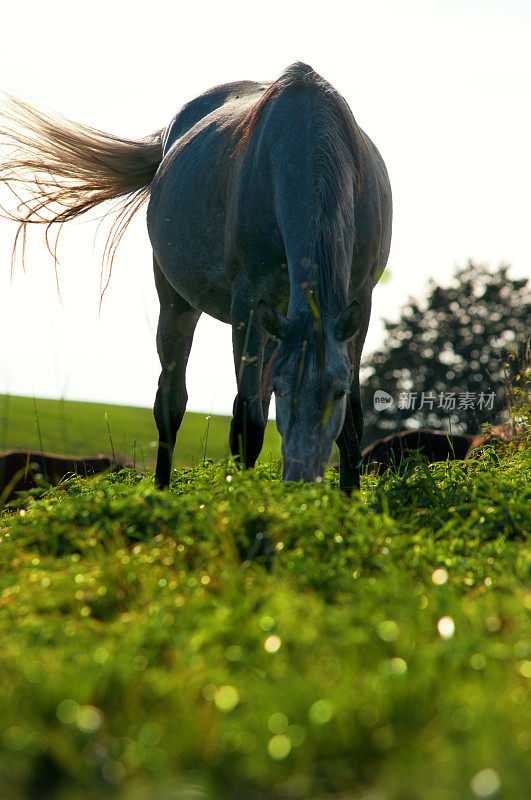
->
[258,299,361,482]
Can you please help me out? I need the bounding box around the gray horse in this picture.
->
[1,62,392,491]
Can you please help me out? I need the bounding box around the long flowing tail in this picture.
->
[0,94,164,280]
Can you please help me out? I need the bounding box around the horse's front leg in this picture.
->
[229,289,268,469]
[337,384,364,494]
[337,287,372,494]
[153,258,201,489]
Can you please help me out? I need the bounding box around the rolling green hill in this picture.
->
[0,394,281,469]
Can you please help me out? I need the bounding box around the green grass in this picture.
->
[0,394,281,468]
[0,426,529,799]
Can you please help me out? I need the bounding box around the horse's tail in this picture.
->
[0,94,163,279]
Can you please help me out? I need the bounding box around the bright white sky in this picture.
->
[0,0,529,416]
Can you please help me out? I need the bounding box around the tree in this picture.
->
[361,261,530,444]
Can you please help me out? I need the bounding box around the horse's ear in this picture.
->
[334,299,362,342]
[256,300,287,340]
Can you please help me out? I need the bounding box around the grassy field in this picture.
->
[0,416,529,799]
[0,395,281,469]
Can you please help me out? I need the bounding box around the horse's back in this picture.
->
[148,82,273,319]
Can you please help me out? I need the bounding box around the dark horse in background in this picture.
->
[362,429,475,474]
[0,451,119,504]
[1,63,392,491]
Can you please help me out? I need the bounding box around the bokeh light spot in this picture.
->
[437,616,455,639]
[264,635,281,653]
[214,685,239,712]
[268,734,291,760]
[518,661,531,678]
[377,620,399,642]
[431,568,448,585]
[268,712,288,734]
[76,705,104,733]
[56,699,79,724]
[470,768,501,797]
[309,699,334,725]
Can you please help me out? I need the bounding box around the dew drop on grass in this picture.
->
[226,645,242,662]
[309,699,334,724]
[214,685,239,712]
[93,647,109,664]
[268,712,288,734]
[390,657,407,674]
[431,568,448,585]
[268,734,291,760]
[470,768,501,797]
[286,724,306,746]
[519,661,531,678]
[377,620,399,642]
[485,615,501,632]
[437,616,455,639]
[76,705,104,733]
[56,699,79,724]
[264,635,281,653]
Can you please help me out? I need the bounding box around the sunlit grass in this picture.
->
[0,431,529,800]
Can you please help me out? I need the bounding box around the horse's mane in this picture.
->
[233,62,366,200]
[233,62,370,317]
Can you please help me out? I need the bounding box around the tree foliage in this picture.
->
[361,261,530,443]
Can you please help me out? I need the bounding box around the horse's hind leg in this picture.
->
[153,258,200,488]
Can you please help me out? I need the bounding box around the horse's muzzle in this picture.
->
[282,456,325,484]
